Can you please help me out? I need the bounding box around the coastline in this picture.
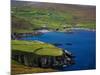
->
[39,28,96,33]
[37,28,96,33]
[71,28,96,32]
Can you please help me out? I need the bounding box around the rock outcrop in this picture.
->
[12,50,74,68]
[12,40,74,68]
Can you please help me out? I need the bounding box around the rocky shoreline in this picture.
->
[11,28,95,40]
[71,28,95,32]
[12,40,74,68]
[12,50,74,68]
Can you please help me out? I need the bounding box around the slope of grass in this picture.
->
[12,7,73,30]
[11,1,96,33]
[11,60,56,75]
[12,40,63,56]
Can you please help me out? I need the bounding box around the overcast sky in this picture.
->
[17,0,96,5]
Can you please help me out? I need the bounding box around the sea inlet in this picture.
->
[20,29,96,71]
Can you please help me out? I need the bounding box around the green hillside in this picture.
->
[12,40,63,56]
[11,60,56,74]
[11,1,96,33]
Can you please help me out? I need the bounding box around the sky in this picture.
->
[16,0,96,6]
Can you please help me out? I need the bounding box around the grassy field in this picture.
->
[11,40,62,74]
[11,60,57,75]
[12,40,63,56]
[12,8,73,32]
[11,1,96,33]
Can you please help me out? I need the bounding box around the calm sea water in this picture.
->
[21,30,96,71]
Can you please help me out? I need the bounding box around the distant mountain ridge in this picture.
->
[11,1,96,19]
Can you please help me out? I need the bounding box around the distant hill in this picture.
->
[11,1,96,19]
[11,1,96,33]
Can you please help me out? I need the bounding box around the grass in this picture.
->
[11,60,57,75]
[12,5,96,33]
[12,29,33,33]
[79,22,96,29]
[11,40,61,74]
[12,40,63,56]
[12,8,73,29]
